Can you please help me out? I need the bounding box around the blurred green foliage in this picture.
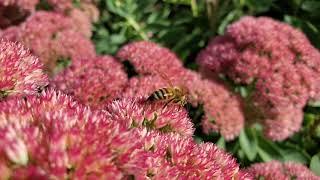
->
[92,0,320,174]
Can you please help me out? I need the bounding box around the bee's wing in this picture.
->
[154,69,174,88]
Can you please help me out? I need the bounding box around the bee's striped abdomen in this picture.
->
[148,88,173,101]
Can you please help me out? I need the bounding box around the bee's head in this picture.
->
[180,95,188,106]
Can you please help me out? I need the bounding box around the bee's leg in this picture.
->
[162,98,175,110]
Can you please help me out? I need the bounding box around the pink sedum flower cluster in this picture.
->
[0,40,48,99]
[0,90,145,179]
[52,56,128,109]
[0,0,98,30]
[141,131,251,179]
[197,16,320,140]
[199,79,245,140]
[247,161,319,179]
[46,0,96,13]
[0,11,95,75]
[105,97,195,137]
[117,41,184,76]
[118,41,245,140]
[0,90,250,179]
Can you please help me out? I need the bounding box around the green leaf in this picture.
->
[239,128,258,161]
[257,146,273,162]
[217,10,242,35]
[310,154,320,176]
[245,0,273,13]
[308,100,320,107]
[216,136,226,150]
[257,134,283,162]
[163,0,190,4]
[282,150,308,164]
[302,1,320,15]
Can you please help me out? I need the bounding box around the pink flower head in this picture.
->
[199,79,245,140]
[9,11,95,75]
[247,161,319,179]
[0,0,38,28]
[0,40,48,99]
[46,0,95,13]
[140,131,249,179]
[197,16,320,140]
[68,8,93,37]
[0,26,20,41]
[53,56,128,109]
[116,41,184,75]
[262,107,304,141]
[79,2,100,23]
[0,90,151,179]
[105,97,194,137]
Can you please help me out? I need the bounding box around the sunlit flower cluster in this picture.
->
[247,161,319,179]
[118,41,245,140]
[0,40,48,99]
[53,56,128,109]
[0,90,249,179]
[197,16,320,140]
[105,97,195,136]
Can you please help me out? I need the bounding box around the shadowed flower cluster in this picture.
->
[197,16,320,140]
[52,56,128,109]
[0,0,98,30]
[117,41,245,140]
[247,161,319,179]
[0,0,38,28]
[0,90,250,179]
[0,40,48,99]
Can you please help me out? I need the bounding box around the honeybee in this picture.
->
[147,71,188,107]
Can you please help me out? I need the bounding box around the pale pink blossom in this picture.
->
[197,16,320,140]
[247,161,319,180]
[116,41,184,75]
[8,11,96,75]
[52,56,128,109]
